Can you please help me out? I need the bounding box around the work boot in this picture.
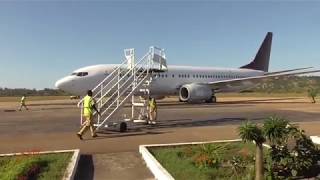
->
[92,134,98,138]
[77,133,83,140]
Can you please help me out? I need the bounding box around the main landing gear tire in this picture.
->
[205,96,217,103]
[119,122,127,132]
[212,96,217,103]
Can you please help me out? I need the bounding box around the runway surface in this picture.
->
[1,96,320,179]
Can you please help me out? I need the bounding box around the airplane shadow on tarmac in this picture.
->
[74,154,94,180]
[216,97,305,105]
[155,97,305,110]
[88,117,264,140]
[159,97,304,107]
[84,129,171,141]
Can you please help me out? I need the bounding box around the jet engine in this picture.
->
[179,84,213,103]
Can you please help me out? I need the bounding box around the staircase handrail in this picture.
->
[77,59,127,107]
[96,70,150,130]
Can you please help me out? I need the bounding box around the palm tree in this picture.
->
[263,116,289,146]
[239,121,265,180]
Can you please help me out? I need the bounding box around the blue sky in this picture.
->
[0,1,319,89]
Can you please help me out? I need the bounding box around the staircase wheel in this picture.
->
[119,122,127,132]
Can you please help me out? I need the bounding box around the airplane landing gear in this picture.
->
[205,95,217,103]
[212,95,217,103]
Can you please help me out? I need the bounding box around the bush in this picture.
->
[308,88,318,103]
[264,119,320,179]
[191,144,226,169]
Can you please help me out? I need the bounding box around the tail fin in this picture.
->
[240,32,272,72]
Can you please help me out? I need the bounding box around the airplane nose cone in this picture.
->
[55,77,71,90]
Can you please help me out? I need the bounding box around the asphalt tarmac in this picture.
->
[1,96,320,179]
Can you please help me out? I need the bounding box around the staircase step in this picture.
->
[133,119,147,123]
[139,89,149,92]
[132,102,145,107]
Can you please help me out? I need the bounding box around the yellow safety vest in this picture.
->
[149,98,156,109]
[83,95,94,116]
[21,96,26,104]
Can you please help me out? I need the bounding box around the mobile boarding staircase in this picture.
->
[78,47,167,132]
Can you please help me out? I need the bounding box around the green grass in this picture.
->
[0,96,71,102]
[0,152,72,180]
[149,142,262,180]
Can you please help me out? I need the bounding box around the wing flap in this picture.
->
[265,67,313,75]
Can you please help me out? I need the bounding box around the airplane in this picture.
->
[55,32,319,103]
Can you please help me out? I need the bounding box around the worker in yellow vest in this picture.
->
[148,97,157,124]
[77,90,100,140]
[19,95,29,111]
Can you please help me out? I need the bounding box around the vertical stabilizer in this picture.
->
[240,32,272,72]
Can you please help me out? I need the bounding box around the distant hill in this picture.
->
[0,88,71,97]
[248,76,320,93]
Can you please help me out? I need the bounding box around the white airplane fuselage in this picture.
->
[55,32,319,102]
[55,64,264,97]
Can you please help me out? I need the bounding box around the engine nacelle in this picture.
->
[179,84,213,103]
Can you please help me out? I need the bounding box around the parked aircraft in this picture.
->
[55,32,319,103]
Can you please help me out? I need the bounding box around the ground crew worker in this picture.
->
[77,90,100,140]
[148,97,157,124]
[19,95,29,111]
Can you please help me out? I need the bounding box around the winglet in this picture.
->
[240,32,272,72]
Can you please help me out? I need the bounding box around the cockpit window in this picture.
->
[71,72,88,77]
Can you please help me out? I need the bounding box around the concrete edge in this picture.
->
[139,139,242,180]
[63,149,80,180]
[140,139,242,148]
[310,136,320,145]
[0,149,80,180]
[139,145,174,180]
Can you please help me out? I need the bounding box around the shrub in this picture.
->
[192,144,226,169]
[308,88,318,103]
[264,118,320,179]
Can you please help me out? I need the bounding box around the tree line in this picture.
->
[250,76,320,93]
[0,88,71,97]
[0,76,319,97]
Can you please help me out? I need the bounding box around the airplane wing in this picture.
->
[264,67,313,75]
[207,69,320,92]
